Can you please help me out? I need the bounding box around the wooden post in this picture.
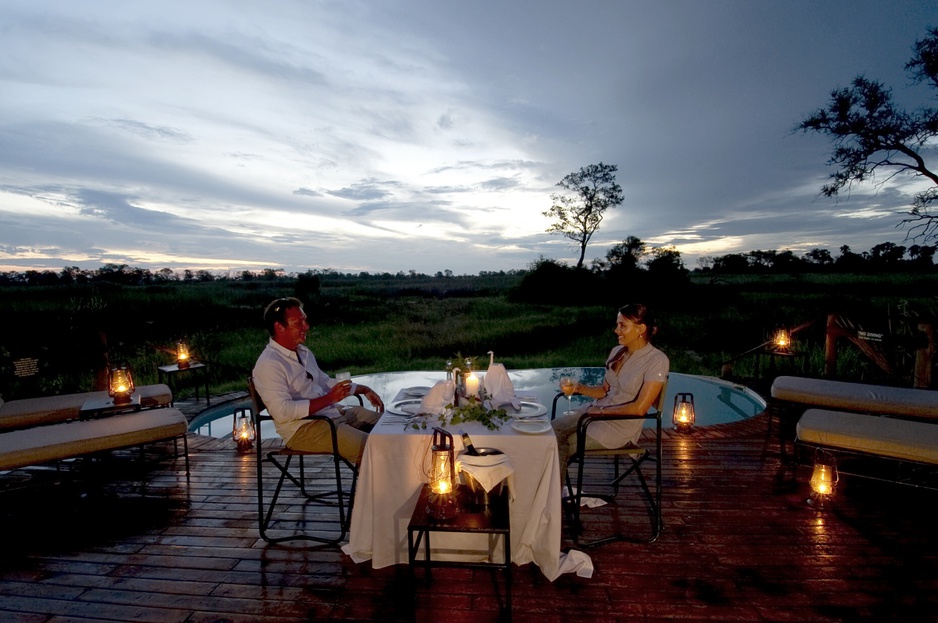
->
[824,313,838,378]
[914,322,934,389]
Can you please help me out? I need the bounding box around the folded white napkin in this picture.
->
[563,485,608,508]
[458,453,515,498]
[483,362,520,410]
[419,380,455,415]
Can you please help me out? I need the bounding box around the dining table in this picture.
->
[342,380,594,581]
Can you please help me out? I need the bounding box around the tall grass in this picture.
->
[2,272,936,399]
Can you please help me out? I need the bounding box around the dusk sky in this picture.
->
[2,1,938,276]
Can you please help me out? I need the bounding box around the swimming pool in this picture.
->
[188,368,766,439]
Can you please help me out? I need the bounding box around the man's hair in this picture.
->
[263,297,303,337]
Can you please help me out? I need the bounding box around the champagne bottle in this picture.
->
[461,432,479,456]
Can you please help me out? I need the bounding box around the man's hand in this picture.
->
[328,380,353,403]
[358,386,385,413]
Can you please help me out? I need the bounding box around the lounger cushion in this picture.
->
[0,384,173,431]
[0,408,187,471]
[796,409,938,465]
[772,376,938,420]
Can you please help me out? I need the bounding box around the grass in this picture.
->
[1,271,936,400]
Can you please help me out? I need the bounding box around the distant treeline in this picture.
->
[1,240,934,287]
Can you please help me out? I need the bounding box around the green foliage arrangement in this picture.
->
[441,395,509,431]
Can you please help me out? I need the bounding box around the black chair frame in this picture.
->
[247,377,360,545]
[554,390,664,547]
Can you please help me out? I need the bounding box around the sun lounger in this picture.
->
[0,384,188,476]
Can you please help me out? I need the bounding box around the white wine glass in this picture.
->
[559,376,576,416]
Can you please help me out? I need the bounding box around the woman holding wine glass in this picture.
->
[551,303,669,471]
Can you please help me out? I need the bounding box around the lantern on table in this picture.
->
[426,427,459,521]
[808,450,839,508]
[108,363,135,404]
[176,340,191,368]
[672,392,695,433]
[232,408,255,452]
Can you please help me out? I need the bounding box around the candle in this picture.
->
[465,373,480,398]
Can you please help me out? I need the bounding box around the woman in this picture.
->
[552,303,669,470]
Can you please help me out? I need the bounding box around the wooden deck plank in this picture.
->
[2,411,938,622]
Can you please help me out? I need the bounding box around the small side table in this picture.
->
[80,395,142,420]
[407,485,511,613]
[158,362,210,406]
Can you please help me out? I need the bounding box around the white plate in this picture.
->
[505,401,547,420]
[403,386,431,397]
[511,419,552,435]
[387,398,425,416]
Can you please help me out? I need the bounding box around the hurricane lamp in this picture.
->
[772,328,791,353]
[232,408,255,452]
[672,392,695,432]
[427,427,459,521]
[108,364,135,404]
[176,340,191,368]
[808,450,839,508]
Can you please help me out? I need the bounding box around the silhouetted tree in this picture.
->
[798,27,938,240]
[544,162,623,269]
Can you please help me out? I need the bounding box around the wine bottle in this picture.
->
[461,432,479,456]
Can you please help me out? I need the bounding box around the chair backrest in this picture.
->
[653,377,669,415]
[246,377,269,423]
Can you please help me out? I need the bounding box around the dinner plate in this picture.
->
[511,419,552,435]
[403,386,431,397]
[505,401,548,420]
[387,398,425,416]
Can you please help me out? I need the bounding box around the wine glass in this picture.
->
[559,376,576,416]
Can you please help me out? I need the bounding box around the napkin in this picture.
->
[563,485,608,508]
[483,362,521,410]
[419,380,455,415]
[458,452,516,499]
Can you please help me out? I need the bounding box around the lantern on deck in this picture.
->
[426,427,459,521]
[108,364,135,404]
[672,392,695,433]
[176,340,191,368]
[772,328,791,353]
[808,450,839,508]
[233,408,255,452]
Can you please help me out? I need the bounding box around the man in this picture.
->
[252,297,384,465]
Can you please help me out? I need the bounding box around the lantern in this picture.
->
[176,340,191,368]
[808,450,839,508]
[108,364,135,404]
[773,328,791,353]
[426,427,459,521]
[233,408,255,452]
[672,392,695,432]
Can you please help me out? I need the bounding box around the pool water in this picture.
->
[188,369,766,439]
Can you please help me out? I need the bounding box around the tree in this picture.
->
[544,162,624,269]
[798,28,938,240]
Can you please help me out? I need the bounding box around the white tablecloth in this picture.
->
[342,409,593,581]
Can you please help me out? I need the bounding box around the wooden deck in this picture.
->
[1,399,936,623]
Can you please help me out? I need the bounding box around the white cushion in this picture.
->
[772,376,938,420]
[0,384,173,431]
[796,409,938,465]
[0,408,187,471]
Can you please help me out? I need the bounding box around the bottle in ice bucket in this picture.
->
[461,432,479,456]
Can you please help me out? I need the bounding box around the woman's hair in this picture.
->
[619,303,658,340]
[263,297,303,337]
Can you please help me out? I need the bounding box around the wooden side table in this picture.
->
[407,484,511,613]
[158,362,210,406]
[79,395,142,420]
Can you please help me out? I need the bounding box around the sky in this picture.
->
[2,0,938,276]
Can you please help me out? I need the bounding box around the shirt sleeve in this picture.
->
[252,348,313,424]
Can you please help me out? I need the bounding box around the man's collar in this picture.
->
[268,338,308,358]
